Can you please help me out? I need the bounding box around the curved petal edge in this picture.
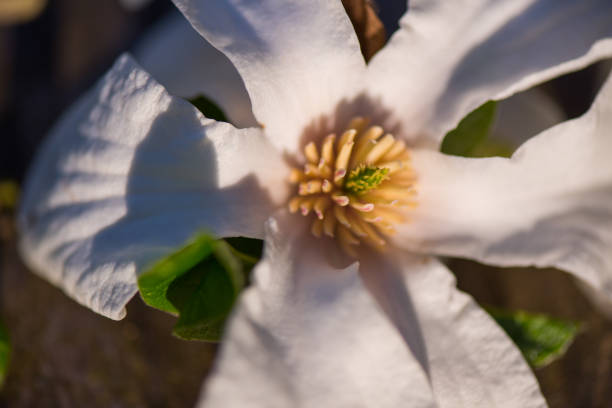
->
[18,54,287,319]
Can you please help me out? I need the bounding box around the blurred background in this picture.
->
[0,1,611,407]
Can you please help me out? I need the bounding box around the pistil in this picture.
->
[288,117,417,257]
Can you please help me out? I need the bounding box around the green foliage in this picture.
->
[468,139,514,158]
[188,94,228,123]
[138,234,264,341]
[225,237,264,259]
[441,101,497,157]
[225,237,264,273]
[488,308,581,368]
[168,240,244,341]
[0,320,10,389]
[344,165,389,195]
[138,234,216,314]
[139,231,581,356]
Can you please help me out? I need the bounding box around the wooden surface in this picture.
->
[0,222,216,408]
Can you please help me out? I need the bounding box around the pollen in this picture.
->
[287,117,418,257]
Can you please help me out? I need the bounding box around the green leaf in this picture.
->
[441,101,497,157]
[225,237,264,271]
[138,234,252,342]
[488,308,581,368]
[188,94,228,123]
[468,138,514,158]
[0,320,10,389]
[138,234,216,314]
[168,240,244,341]
[225,237,264,259]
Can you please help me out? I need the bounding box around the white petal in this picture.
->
[171,0,366,152]
[367,0,612,147]
[18,54,287,320]
[360,254,546,408]
[133,10,257,128]
[199,213,435,408]
[396,72,612,306]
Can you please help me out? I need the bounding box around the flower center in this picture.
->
[288,117,417,257]
[344,165,389,195]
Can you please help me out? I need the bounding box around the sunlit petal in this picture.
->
[171,0,366,152]
[199,213,435,407]
[361,253,547,408]
[368,0,612,147]
[18,54,287,319]
[134,10,256,128]
[396,72,612,306]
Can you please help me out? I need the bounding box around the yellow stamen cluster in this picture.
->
[288,117,417,257]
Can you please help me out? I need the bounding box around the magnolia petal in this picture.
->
[396,72,612,307]
[199,213,435,408]
[18,54,287,320]
[134,10,256,128]
[171,0,366,152]
[367,0,612,147]
[360,254,547,408]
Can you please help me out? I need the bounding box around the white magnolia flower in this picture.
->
[18,1,612,407]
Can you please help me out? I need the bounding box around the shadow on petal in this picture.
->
[359,252,432,380]
[86,99,279,312]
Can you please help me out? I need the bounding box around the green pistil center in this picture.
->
[344,164,389,195]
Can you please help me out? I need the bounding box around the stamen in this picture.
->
[349,199,375,212]
[347,116,368,133]
[321,179,333,193]
[361,187,407,202]
[300,198,314,215]
[331,194,350,206]
[357,219,387,247]
[318,163,332,179]
[368,206,407,224]
[337,226,360,258]
[311,219,324,238]
[323,214,337,237]
[307,180,323,195]
[338,129,356,152]
[321,134,336,165]
[365,134,395,164]
[334,168,347,184]
[350,139,377,170]
[333,205,351,227]
[334,131,355,184]
[289,168,305,183]
[390,172,417,185]
[347,212,368,237]
[304,141,319,164]
[289,197,301,213]
[374,223,397,236]
[352,126,383,162]
[304,163,319,177]
[378,160,405,174]
[313,196,330,219]
[286,116,418,257]
[380,139,407,162]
